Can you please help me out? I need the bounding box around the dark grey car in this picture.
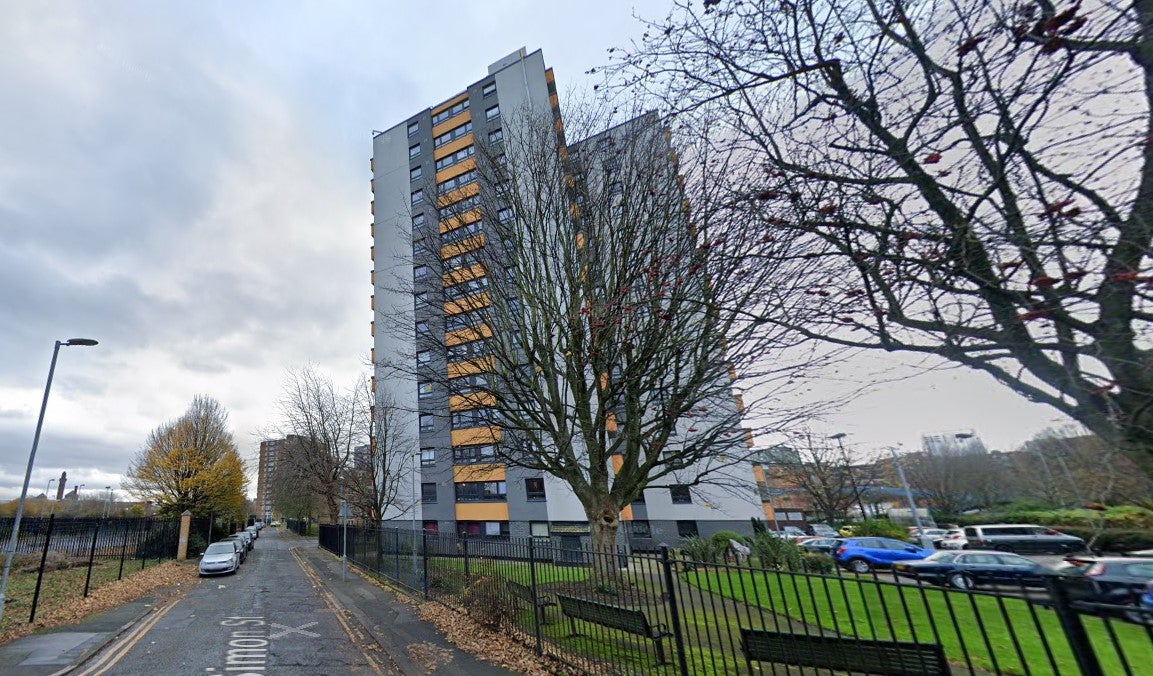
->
[962,524,1084,554]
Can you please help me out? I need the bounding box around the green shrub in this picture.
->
[751,533,803,570]
[1060,528,1153,552]
[187,533,207,557]
[798,553,836,574]
[680,536,719,564]
[852,519,907,540]
[711,530,750,548]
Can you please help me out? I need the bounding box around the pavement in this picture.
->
[0,527,511,675]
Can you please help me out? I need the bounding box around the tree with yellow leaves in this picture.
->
[124,395,248,520]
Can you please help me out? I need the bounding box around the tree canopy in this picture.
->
[123,395,247,518]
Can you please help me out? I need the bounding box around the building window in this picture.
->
[445,308,487,333]
[431,99,469,126]
[434,145,476,171]
[453,444,496,464]
[409,143,421,158]
[418,381,434,399]
[410,166,423,181]
[417,350,432,365]
[525,478,546,501]
[631,521,652,538]
[451,408,490,429]
[447,339,489,362]
[444,277,488,302]
[451,373,489,395]
[530,521,549,538]
[420,448,436,467]
[482,82,496,97]
[419,414,436,432]
[437,169,477,194]
[407,121,419,136]
[414,265,429,281]
[442,220,483,245]
[485,105,500,121]
[421,483,437,503]
[670,485,692,504]
[433,120,473,148]
[497,207,514,223]
[488,128,503,144]
[413,213,426,227]
[411,189,424,205]
[455,481,507,502]
[414,292,428,309]
[677,520,699,538]
[415,320,430,337]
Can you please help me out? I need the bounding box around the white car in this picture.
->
[199,542,240,576]
[938,529,968,550]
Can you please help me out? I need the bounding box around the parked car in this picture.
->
[775,526,807,540]
[222,535,249,561]
[199,542,241,576]
[893,551,1051,590]
[229,531,254,552]
[1057,556,1153,619]
[834,537,934,573]
[1132,580,1153,626]
[807,524,840,538]
[799,537,842,554]
[938,529,968,550]
[245,525,259,540]
[962,524,1084,554]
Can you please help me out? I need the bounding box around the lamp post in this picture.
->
[102,486,113,518]
[888,446,934,549]
[0,337,98,625]
[829,433,868,519]
[45,478,56,500]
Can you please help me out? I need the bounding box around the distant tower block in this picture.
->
[56,471,67,500]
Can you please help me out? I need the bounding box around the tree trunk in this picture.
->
[587,499,621,592]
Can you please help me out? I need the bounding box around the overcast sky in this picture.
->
[0,1,1067,502]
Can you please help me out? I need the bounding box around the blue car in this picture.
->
[834,537,934,573]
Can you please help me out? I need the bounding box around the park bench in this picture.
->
[555,594,671,664]
[739,628,949,676]
[506,579,555,624]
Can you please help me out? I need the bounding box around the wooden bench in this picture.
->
[739,628,949,676]
[506,580,555,625]
[555,594,671,664]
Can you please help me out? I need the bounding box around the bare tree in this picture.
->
[1015,427,1153,506]
[272,367,364,524]
[344,381,412,522]
[614,1,1153,476]
[902,451,1009,515]
[771,433,874,523]
[378,103,817,580]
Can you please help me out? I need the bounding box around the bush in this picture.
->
[852,519,907,540]
[187,533,207,557]
[798,553,836,574]
[1059,527,1153,552]
[680,536,720,565]
[751,533,803,570]
[460,576,514,628]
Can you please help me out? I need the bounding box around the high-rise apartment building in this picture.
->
[369,48,762,546]
[257,435,298,523]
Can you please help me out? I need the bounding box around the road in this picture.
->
[75,527,387,675]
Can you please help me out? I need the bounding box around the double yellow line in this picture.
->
[289,547,387,674]
[69,596,181,676]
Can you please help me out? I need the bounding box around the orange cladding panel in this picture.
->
[453,463,506,483]
[455,502,509,521]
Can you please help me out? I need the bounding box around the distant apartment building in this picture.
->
[369,47,763,546]
[257,435,300,522]
[922,430,988,456]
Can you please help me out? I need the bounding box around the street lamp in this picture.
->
[887,446,934,549]
[102,486,113,518]
[45,478,56,500]
[829,433,868,519]
[0,337,98,625]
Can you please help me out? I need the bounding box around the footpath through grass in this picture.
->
[687,567,1153,675]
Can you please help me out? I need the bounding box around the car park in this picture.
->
[834,537,934,573]
[962,524,1084,554]
[199,542,241,576]
[775,526,807,540]
[892,551,1051,590]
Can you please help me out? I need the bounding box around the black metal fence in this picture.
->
[1,515,181,622]
[320,524,1153,675]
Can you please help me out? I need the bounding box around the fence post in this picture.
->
[421,529,429,599]
[140,519,152,570]
[117,519,132,580]
[83,520,102,597]
[659,545,689,676]
[528,537,543,656]
[462,535,470,579]
[1048,576,1104,676]
[28,514,55,623]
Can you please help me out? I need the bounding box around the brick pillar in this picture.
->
[177,510,192,560]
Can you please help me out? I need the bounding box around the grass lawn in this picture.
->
[427,556,590,585]
[0,557,161,634]
[687,567,1153,675]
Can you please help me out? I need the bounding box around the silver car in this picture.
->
[199,542,240,576]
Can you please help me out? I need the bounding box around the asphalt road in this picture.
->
[75,527,385,675]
